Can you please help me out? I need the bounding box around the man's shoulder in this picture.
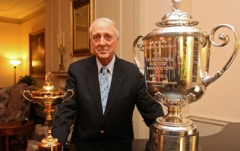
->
[116,57,138,69]
[70,55,95,66]
[115,58,142,76]
[117,57,136,66]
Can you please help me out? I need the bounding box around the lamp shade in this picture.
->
[9,60,22,66]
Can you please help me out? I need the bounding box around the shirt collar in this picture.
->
[96,55,115,75]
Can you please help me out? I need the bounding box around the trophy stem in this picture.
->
[38,98,62,151]
[165,106,183,122]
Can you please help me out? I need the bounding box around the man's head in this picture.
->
[89,18,119,66]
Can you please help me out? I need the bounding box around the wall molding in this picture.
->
[187,115,230,126]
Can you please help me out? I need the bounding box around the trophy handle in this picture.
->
[63,89,74,101]
[22,90,33,102]
[132,35,144,75]
[201,24,240,87]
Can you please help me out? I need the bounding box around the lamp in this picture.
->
[9,60,22,84]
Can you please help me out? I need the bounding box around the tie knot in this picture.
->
[101,66,108,74]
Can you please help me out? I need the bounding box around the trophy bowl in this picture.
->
[133,0,240,151]
[23,72,74,151]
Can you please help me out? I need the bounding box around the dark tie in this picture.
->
[100,66,109,114]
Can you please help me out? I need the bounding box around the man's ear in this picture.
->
[115,38,119,48]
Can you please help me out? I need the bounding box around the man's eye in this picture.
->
[105,35,112,41]
[93,36,100,41]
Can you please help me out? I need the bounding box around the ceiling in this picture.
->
[0,0,45,24]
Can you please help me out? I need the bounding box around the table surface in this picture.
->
[0,120,34,151]
[0,120,34,136]
[68,122,240,151]
[199,122,240,151]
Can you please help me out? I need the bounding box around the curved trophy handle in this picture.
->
[201,24,240,87]
[22,90,33,102]
[132,35,144,75]
[63,89,74,102]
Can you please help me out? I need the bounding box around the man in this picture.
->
[52,18,164,148]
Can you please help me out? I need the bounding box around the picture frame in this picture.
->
[70,0,94,56]
[29,29,45,79]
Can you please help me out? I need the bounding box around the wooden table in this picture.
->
[199,122,240,151]
[0,120,34,151]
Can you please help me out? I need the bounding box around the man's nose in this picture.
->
[99,37,106,45]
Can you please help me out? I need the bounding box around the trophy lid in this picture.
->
[156,0,198,27]
[39,72,57,92]
[32,72,63,97]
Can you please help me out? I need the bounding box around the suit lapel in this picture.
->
[103,57,125,122]
[85,57,104,119]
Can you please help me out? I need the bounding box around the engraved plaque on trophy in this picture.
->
[23,72,74,151]
[133,0,240,151]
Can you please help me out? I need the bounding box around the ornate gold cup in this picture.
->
[133,0,240,151]
[23,72,74,151]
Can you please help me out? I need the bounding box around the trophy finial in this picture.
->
[45,72,52,83]
[156,0,198,27]
[41,72,56,92]
[172,0,181,11]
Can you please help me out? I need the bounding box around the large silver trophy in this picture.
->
[23,72,74,151]
[133,0,240,151]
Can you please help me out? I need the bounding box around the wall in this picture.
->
[21,14,46,87]
[190,0,240,122]
[0,22,21,86]
[0,13,45,87]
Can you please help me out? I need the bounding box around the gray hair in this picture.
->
[89,18,119,38]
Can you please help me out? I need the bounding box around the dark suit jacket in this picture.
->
[52,55,164,146]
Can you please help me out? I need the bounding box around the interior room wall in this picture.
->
[0,14,45,88]
[0,22,21,86]
[21,14,46,87]
[190,0,240,122]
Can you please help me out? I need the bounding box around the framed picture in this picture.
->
[29,29,45,79]
[70,0,94,56]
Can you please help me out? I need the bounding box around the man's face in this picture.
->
[90,20,118,65]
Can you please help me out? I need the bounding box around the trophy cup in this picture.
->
[23,72,74,151]
[133,0,240,151]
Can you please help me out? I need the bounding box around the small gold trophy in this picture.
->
[23,72,74,151]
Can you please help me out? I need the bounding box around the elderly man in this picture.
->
[52,18,164,148]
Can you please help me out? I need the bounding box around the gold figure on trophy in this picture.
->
[23,72,74,151]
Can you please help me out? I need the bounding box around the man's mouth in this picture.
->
[98,49,108,53]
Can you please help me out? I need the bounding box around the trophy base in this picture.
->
[147,117,199,151]
[38,135,62,151]
[38,142,62,151]
[146,142,202,151]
